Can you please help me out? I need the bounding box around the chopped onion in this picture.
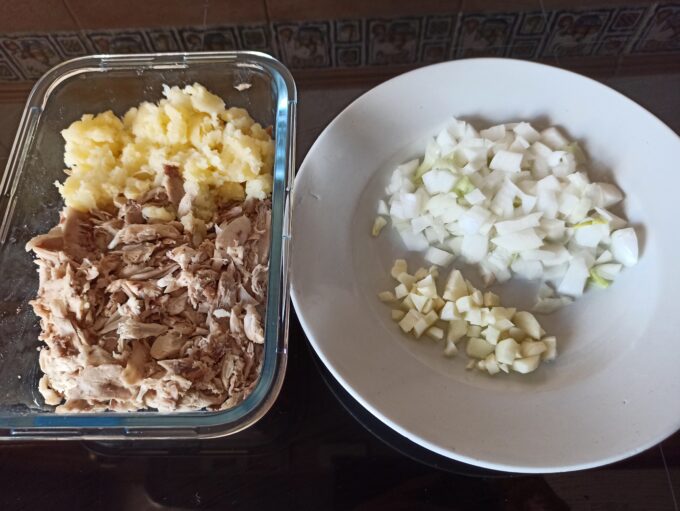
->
[514,122,541,143]
[494,212,543,235]
[422,169,457,194]
[425,246,455,266]
[557,256,589,296]
[400,230,429,251]
[459,206,491,234]
[610,228,639,267]
[491,229,543,252]
[464,188,486,205]
[594,263,622,280]
[540,127,568,150]
[490,150,523,173]
[598,183,624,207]
[376,117,639,309]
[461,234,489,263]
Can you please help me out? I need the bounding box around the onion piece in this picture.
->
[425,246,455,266]
[377,118,638,311]
[491,229,543,252]
[557,256,589,296]
[494,212,543,235]
[610,228,638,267]
[490,150,523,173]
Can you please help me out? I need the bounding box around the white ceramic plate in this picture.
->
[290,58,680,473]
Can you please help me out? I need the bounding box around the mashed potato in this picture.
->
[59,83,274,217]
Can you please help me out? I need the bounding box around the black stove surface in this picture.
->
[2,77,680,510]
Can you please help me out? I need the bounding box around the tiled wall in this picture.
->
[0,1,678,94]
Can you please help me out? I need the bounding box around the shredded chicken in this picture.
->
[27,176,271,413]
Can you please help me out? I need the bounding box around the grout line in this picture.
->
[449,10,462,60]
[200,0,209,51]
[661,445,679,511]
[260,0,272,58]
[61,0,96,56]
[623,2,658,56]
[263,0,272,24]
[263,0,279,60]
[61,0,83,31]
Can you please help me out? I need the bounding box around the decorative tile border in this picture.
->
[0,3,678,82]
[632,3,680,54]
[177,27,203,52]
[367,18,422,66]
[274,22,332,68]
[238,25,274,54]
[334,19,364,67]
[0,48,21,82]
[455,12,518,58]
[52,32,91,58]
[146,29,182,52]
[542,9,614,58]
[0,34,63,79]
[86,30,150,54]
[420,15,456,64]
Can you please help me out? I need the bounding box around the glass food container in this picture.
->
[0,52,296,440]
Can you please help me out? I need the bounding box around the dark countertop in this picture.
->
[0,73,679,511]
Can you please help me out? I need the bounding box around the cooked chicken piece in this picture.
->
[119,200,144,224]
[119,243,156,264]
[163,164,184,210]
[108,223,183,248]
[243,305,265,344]
[39,376,63,406]
[63,364,132,401]
[221,350,246,395]
[215,216,251,253]
[62,207,95,261]
[117,318,168,340]
[27,186,271,413]
[250,265,267,301]
[122,340,149,385]
[106,279,162,300]
[150,331,185,360]
[180,212,207,247]
[25,226,65,264]
[253,201,272,263]
[122,263,179,281]
[167,245,208,270]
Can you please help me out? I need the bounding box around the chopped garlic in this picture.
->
[380,259,556,376]
[372,216,388,237]
[378,291,396,302]
[521,340,547,357]
[426,326,444,341]
[495,338,519,365]
[444,338,458,356]
[512,355,540,374]
[391,259,408,279]
[394,283,409,299]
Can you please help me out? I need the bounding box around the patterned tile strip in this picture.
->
[632,3,680,54]
[0,3,678,82]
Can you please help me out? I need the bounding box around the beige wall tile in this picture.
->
[266,0,462,21]
[0,0,77,33]
[207,0,268,24]
[65,0,206,29]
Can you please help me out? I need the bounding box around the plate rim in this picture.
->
[291,57,680,473]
